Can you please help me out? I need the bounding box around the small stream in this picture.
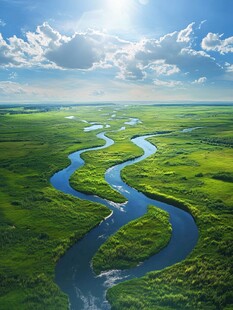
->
[50,132,198,310]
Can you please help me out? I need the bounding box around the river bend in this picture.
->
[50,132,198,310]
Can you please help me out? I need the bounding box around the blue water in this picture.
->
[84,125,104,132]
[50,132,198,310]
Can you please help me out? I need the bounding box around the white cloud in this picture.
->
[201,33,233,54]
[192,76,207,84]
[0,33,20,65]
[177,22,194,43]
[153,79,183,88]
[0,25,128,70]
[45,29,129,70]
[37,22,62,43]
[46,33,103,69]
[225,63,233,73]
[113,23,222,80]
[112,28,186,80]
[116,61,147,81]
[148,60,180,76]
[0,22,226,84]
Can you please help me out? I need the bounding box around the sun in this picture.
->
[105,0,134,16]
[106,0,128,13]
[103,0,135,30]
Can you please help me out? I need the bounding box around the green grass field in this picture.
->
[0,107,112,309]
[107,106,233,310]
[0,104,232,309]
[92,206,172,274]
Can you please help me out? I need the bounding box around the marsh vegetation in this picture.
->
[92,206,172,274]
[0,104,232,309]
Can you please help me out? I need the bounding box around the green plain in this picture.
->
[107,106,233,310]
[0,104,232,309]
[0,107,111,309]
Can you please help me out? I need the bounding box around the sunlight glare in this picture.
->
[106,0,128,13]
[104,0,135,30]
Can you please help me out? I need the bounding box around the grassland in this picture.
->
[92,206,172,274]
[0,104,232,309]
[0,106,112,309]
[107,106,233,310]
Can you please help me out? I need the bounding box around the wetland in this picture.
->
[0,104,232,309]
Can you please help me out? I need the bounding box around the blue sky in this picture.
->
[0,0,232,103]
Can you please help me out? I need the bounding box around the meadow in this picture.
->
[106,106,233,310]
[0,106,112,309]
[92,206,172,274]
[0,104,232,309]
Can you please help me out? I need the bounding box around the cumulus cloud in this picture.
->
[0,24,127,69]
[116,61,147,80]
[177,22,194,43]
[46,33,103,69]
[113,22,222,80]
[0,33,21,65]
[0,21,226,85]
[37,22,62,43]
[192,76,207,84]
[42,27,130,69]
[148,60,180,76]
[201,33,233,54]
[0,24,55,67]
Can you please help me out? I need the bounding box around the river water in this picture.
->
[50,132,198,310]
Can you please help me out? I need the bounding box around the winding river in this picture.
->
[50,132,198,310]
